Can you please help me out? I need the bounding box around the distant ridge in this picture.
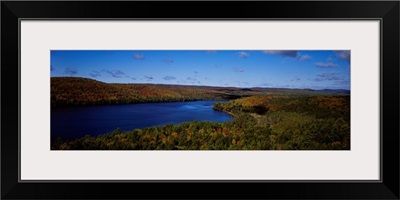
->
[321,89,351,94]
[51,77,349,107]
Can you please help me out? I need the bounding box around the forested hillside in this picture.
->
[51,77,349,107]
[52,95,350,150]
[51,77,242,107]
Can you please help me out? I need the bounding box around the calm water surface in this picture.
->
[51,100,232,140]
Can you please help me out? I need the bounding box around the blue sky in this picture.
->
[51,50,350,90]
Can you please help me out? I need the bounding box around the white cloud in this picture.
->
[298,54,311,61]
[133,53,145,60]
[237,52,249,58]
[314,62,338,68]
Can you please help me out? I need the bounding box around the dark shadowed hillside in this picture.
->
[51,77,239,107]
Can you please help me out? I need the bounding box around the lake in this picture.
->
[51,100,233,140]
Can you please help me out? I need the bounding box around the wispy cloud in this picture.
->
[298,54,311,61]
[314,62,338,68]
[291,77,301,81]
[312,72,341,81]
[163,58,174,64]
[163,76,176,81]
[333,79,350,86]
[260,83,272,87]
[263,50,299,57]
[64,68,78,75]
[89,70,101,78]
[234,80,250,87]
[263,50,309,61]
[237,52,249,58]
[144,76,154,81]
[233,68,244,72]
[186,77,200,84]
[102,69,125,78]
[193,70,199,77]
[133,53,145,60]
[335,50,350,63]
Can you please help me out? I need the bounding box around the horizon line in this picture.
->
[51,76,351,91]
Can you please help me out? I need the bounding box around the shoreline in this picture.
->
[52,100,235,142]
[52,98,233,108]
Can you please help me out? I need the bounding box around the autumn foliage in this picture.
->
[51,77,244,107]
[51,77,348,107]
[52,91,350,150]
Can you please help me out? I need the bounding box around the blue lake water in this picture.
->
[51,100,233,140]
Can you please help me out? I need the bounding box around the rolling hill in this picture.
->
[51,77,349,107]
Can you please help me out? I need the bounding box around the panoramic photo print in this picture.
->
[51,50,350,150]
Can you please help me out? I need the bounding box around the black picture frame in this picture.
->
[1,1,399,199]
